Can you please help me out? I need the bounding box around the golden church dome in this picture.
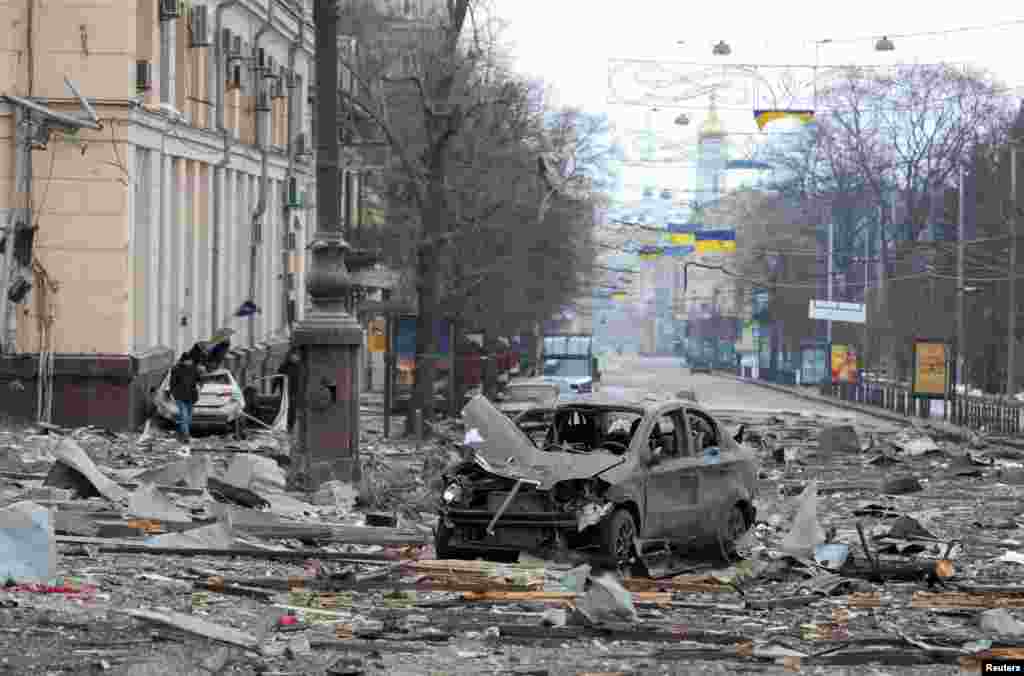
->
[699,102,726,139]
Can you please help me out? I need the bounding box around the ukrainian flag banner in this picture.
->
[753,109,815,131]
[663,245,695,257]
[638,245,663,261]
[695,229,737,254]
[666,222,699,247]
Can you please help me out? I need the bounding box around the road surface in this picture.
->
[601,355,901,431]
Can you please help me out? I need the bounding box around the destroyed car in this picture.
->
[494,380,561,418]
[437,394,758,569]
[153,367,245,435]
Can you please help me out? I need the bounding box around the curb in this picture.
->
[712,371,929,428]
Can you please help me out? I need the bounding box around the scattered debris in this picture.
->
[0,501,56,582]
[881,476,924,495]
[780,480,826,556]
[818,425,859,455]
[979,608,1024,637]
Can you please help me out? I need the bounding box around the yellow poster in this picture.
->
[831,345,859,384]
[913,341,947,397]
[367,319,387,353]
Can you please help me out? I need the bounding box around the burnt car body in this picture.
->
[437,394,758,568]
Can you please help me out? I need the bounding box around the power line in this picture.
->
[818,17,1024,45]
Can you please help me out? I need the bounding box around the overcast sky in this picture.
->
[492,1,1024,202]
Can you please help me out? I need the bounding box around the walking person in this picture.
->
[169,352,200,445]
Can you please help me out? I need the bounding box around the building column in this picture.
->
[159,153,173,348]
[191,162,204,342]
[263,178,276,340]
[269,178,279,337]
[175,159,188,354]
[238,173,250,330]
[125,142,139,353]
[222,168,236,330]
[204,164,216,338]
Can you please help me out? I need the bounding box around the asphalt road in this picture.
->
[601,355,901,431]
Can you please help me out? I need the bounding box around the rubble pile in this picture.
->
[0,408,1022,675]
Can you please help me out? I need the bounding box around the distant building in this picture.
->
[696,98,728,215]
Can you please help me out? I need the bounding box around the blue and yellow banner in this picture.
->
[753,109,815,131]
[666,222,699,247]
[695,229,736,254]
[638,245,662,261]
[663,245,695,257]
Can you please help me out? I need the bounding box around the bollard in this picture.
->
[412,408,423,442]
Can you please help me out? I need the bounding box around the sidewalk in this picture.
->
[714,370,972,436]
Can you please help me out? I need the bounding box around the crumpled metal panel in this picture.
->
[461,395,625,490]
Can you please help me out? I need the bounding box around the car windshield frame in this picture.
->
[200,373,233,385]
[547,405,645,452]
[504,385,559,402]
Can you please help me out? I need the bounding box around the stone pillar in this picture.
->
[292,234,363,488]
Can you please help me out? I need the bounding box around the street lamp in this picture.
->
[875,36,895,51]
[712,40,731,56]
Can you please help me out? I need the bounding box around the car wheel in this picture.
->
[718,504,749,561]
[482,550,519,564]
[599,508,638,571]
[434,520,474,561]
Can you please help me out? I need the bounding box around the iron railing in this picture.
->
[821,379,1024,435]
[738,367,1024,435]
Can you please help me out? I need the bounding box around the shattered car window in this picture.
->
[200,373,233,385]
[548,407,642,453]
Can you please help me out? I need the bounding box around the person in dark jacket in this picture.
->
[205,328,235,370]
[169,353,200,443]
[275,349,301,431]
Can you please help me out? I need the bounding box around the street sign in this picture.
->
[808,300,865,324]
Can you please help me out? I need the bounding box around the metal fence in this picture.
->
[820,380,1024,436]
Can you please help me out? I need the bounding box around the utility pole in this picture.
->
[1008,145,1019,399]
[862,227,869,373]
[957,164,966,420]
[827,221,833,346]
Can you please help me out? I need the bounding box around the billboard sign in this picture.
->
[809,300,866,324]
[830,344,859,384]
[912,339,948,399]
[367,319,387,353]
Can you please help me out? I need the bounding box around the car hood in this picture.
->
[461,395,624,490]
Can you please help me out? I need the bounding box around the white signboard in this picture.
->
[808,300,866,324]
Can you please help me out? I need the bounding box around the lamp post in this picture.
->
[291,0,365,490]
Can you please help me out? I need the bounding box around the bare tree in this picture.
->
[336,1,606,421]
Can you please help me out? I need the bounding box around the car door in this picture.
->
[686,407,752,544]
[641,407,701,541]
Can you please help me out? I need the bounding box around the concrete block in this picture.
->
[818,425,859,455]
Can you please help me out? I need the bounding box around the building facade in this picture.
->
[0,0,317,428]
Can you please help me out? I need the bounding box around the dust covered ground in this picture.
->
[0,358,1022,675]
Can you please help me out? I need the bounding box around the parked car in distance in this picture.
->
[494,380,561,418]
[153,367,245,436]
[688,357,713,375]
[437,393,758,571]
